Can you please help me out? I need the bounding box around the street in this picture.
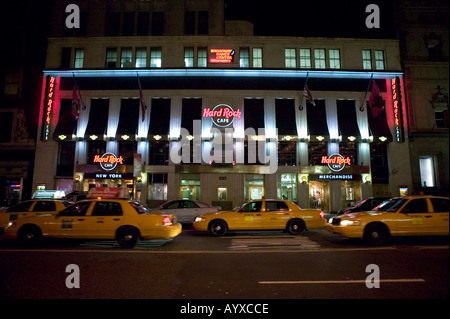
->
[0,227,448,301]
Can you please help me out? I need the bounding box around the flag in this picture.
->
[137,74,147,122]
[303,84,315,106]
[71,76,85,120]
[368,80,384,117]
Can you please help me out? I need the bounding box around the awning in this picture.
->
[116,99,139,139]
[181,98,202,134]
[307,99,329,138]
[53,99,77,140]
[244,98,265,132]
[85,99,109,139]
[148,98,171,136]
[337,100,360,140]
[276,99,297,135]
[367,106,392,142]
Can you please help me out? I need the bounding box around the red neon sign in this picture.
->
[93,153,124,171]
[203,104,242,127]
[321,154,352,172]
[41,75,56,142]
[210,49,235,64]
[391,77,404,143]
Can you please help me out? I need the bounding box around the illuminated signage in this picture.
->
[391,77,404,143]
[41,75,56,142]
[93,153,124,171]
[321,154,352,172]
[203,104,242,128]
[210,49,235,64]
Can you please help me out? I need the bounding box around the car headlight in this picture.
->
[194,217,206,223]
[340,220,361,226]
[6,221,16,228]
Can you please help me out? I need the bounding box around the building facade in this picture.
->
[33,0,412,213]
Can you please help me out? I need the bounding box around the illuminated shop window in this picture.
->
[252,48,262,68]
[419,156,436,187]
[314,49,326,69]
[198,47,208,67]
[240,47,250,68]
[285,49,296,68]
[135,47,147,68]
[120,48,133,68]
[329,49,341,69]
[184,47,194,68]
[299,49,311,69]
[150,47,162,68]
[148,173,168,201]
[362,50,372,69]
[74,48,84,69]
[244,174,264,201]
[375,50,385,70]
[278,173,297,202]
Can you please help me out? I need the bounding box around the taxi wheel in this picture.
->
[116,226,140,249]
[208,220,228,237]
[18,225,42,246]
[364,223,389,246]
[287,219,306,235]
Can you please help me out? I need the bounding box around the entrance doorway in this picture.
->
[249,186,264,200]
[309,181,329,212]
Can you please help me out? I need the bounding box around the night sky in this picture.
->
[225,0,397,38]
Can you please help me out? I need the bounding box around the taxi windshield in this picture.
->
[130,201,151,214]
[374,198,407,212]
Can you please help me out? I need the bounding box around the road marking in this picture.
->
[259,279,426,284]
[228,236,320,251]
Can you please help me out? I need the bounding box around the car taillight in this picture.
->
[162,216,172,226]
[320,211,325,219]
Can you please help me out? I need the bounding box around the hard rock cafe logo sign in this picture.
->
[321,153,352,172]
[93,153,124,171]
[203,104,242,128]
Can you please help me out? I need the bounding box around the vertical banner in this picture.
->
[41,75,56,142]
[391,77,404,143]
[133,153,142,178]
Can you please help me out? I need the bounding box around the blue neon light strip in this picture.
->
[43,69,403,80]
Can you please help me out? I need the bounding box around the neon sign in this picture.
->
[321,154,352,172]
[391,77,404,143]
[93,153,124,171]
[203,104,242,128]
[41,75,56,142]
[210,49,235,64]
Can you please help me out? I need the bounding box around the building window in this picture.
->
[120,47,133,68]
[137,12,149,36]
[244,174,264,201]
[181,174,200,200]
[185,11,195,35]
[105,48,117,68]
[198,11,208,35]
[135,47,147,68]
[151,12,164,35]
[419,156,436,187]
[285,48,296,68]
[329,49,341,69]
[198,47,208,67]
[435,109,449,128]
[74,48,84,69]
[149,141,169,165]
[148,173,168,201]
[218,187,227,200]
[122,12,135,36]
[0,111,13,142]
[299,49,311,69]
[314,49,326,69]
[252,48,262,68]
[150,47,162,68]
[278,173,297,202]
[240,47,250,68]
[362,50,372,70]
[374,50,385,70]
[184,47,194,68]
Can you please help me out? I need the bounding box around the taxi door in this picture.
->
[430,198,450,235]
[46,201,93,238]
[83,201,124,238]
[397,198,436,235]
[234,201,263,230]
[262,201,291,230]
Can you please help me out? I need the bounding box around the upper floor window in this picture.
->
[299,49,311,69]
[135,47,147,68]
[120,47,133,68]
[105,48,118,68]
[150,47,162,68]
[314,49,326,69]
[362,50,372,69]
[374,50,385,70]
[74,48,84,69]
[285,49,296,68]
[240,47,250,68]
[152,12,164,36]
[329,49,341,69]
[252,48,263,68]
[184,47,194,68]
[198,47,208,67]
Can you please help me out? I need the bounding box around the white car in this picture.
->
[157,200,221,224]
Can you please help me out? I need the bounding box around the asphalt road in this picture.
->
[0,228,448,302]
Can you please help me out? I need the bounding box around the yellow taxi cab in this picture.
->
[0,199,72,234]
[327,195,449,245]
[4,187,182,248]
[193,199,326,236]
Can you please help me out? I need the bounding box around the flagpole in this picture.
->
[299,71,309,111]
[359,73,374,112]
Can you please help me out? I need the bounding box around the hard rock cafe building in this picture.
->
[32,1,413,213]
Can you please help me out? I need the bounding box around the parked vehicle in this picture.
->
[336,197,390,216]
[157,199,221,224]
